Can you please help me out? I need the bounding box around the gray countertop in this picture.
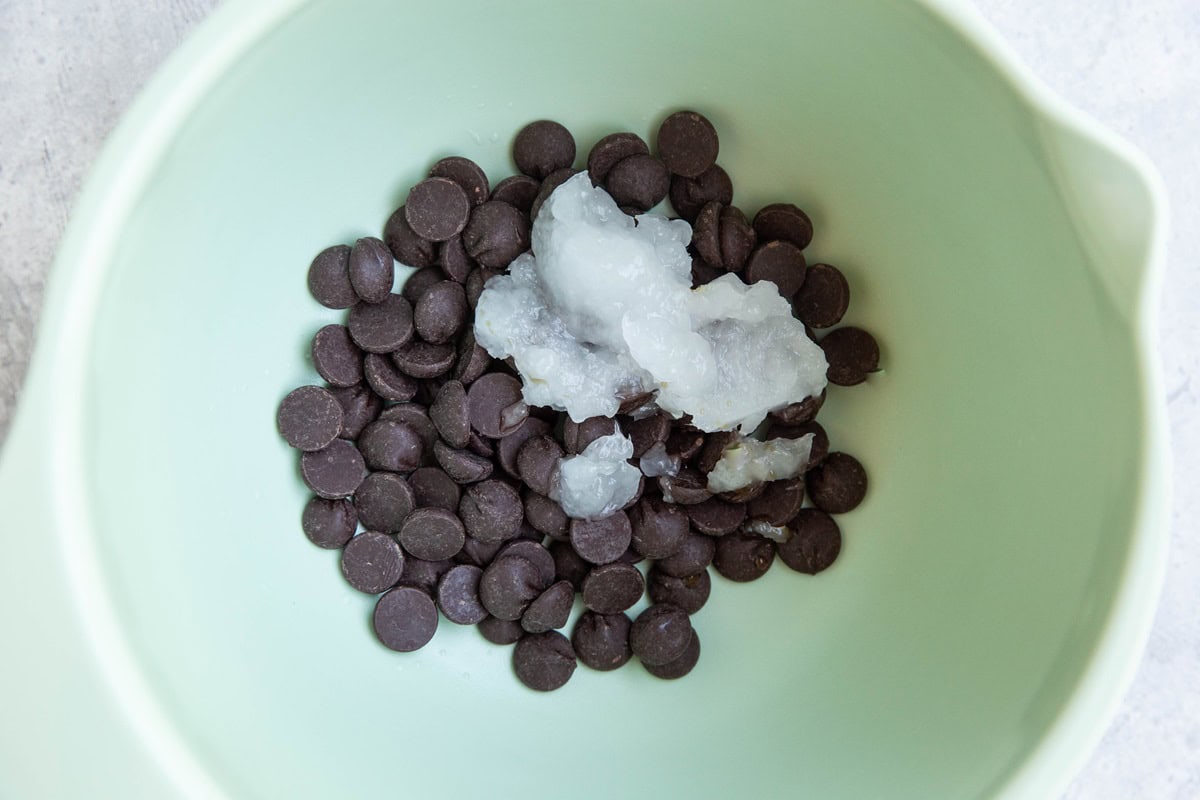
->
[1,1,1197,796]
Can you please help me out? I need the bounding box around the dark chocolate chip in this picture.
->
[712,530,775,582]
[408,466,462,512]
[752,203,814,251]
[459,479,524,544]
[398,506,466,561]
[498,417,553,477]
[513,630,576,691]
[643,629,700,680]
[490,174,540,213]
[820,327,880,386]
[413,281,468,345]
[467,372,526,438]
[347,295,415,354]
[692,202,723,266]
[429,156,489,207]
[744,240,807,297]
[429,380,470,448]
[572,611,632,671]
[311,324,363,388]
[278,385,343,451]
[464,432,493,459]
[398,556,454,596]
[341,531,405,594]
[668,164,733,222]
[587,132,650,186]
[479,556,544,621]
[390,340,457,379]
[517,435,565,498]
[378,404,439,461]
[691,256,724,288]
[354,472,416,533]
[529,167,577,221]
[581,562,644,614]
[327,384,381,441]
[301,496,357,549]
[778,509,842,574]
[548,539,591,590]
[622,412,672,459]
[405,177,471,242]
[307,244,357,309]
[630,604,693,666]
[806,452,868,514]
[657,111,719,178]
[401,266,447,306]
[618,546,645,566]
[658,468,712,505]
[373,586,438,651]
[301,440,366,499]
[769,390,826,426]
[464,267,499,308]
[562,415,620,455]
[665,428,705,462]
[525,490,569,539]
[358,419,424,473]
[455,535,503,569]
[363,353,418,402]
[521,580,575,633]
[348,236,395,304]
[436,564,488,625]
[646,566,710,615]
[604,154,669,211]
[628,495,689,560]
[616,389,656,415]
[792,263,850,329]
[383,206,436,268]
[454,329,494,385]
[438,235,475,284]
[463,200,531,268]
[513,120,576,180]
[687,497,746,536]
[569,512,633,565]
[496,539,556,587]
[719,206,756,271]
[656,532,717,578]
[718,482,766,504]
[747,478,805,527]
[478,615,525,645]
[695,431,736,474]
[432,440,494,483]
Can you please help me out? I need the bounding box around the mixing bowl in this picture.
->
[0,0,1169,797]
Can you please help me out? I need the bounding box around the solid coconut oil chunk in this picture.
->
[706,434,814,493]
[474,172,828,433]
[553,433,642,519]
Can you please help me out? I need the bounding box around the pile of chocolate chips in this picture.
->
[277,112,880,691]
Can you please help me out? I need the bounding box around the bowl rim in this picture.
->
[0,0,1171,797]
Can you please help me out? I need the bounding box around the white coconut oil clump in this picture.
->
[474,172,827,433]
[552,433,642,519]
[706,435,814,493]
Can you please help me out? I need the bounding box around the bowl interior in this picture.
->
[80,0,1143,796]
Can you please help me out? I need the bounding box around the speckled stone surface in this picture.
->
[0,2,1196,796]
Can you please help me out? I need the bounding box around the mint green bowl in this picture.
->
[0,0,1170,797]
